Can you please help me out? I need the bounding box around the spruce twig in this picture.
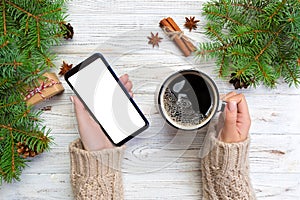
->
[0,0,67,184]
[197,0,300,88]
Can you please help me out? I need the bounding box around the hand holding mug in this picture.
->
[219,92,251,143]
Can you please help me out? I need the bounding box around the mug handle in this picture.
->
[218,101,227,112]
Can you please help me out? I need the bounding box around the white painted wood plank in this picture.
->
[40,91,300,135]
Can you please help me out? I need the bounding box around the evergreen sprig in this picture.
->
[0,0,67,184]
[197,0,300,88]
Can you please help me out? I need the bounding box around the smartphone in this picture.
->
[65,53,149,146]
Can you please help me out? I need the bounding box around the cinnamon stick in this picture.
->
[166,17,181,32]
[166,17,196,52]
[160,18,191,57]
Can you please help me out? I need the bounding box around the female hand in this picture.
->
[70,74,133,151]
[219,92,251,143]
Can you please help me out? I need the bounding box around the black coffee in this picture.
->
[162,72,213,127]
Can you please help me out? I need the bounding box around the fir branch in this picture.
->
[204,10,243,26]
[256,60,275,87]
[4,0,63,24]
[255,38,275,61]
[218,51,226,77]
[0,0,67,184]
[207,25,226,45]
[237,62,254,76]
[198,0,300,88]
[268,0,287,20]
[236,29,270,38]
[255,27,283,61]
[36,19,40,47]
[25,14,30,33]
[0,101,20,109]
[0,40,8,48]
[292,35,299,43]
[195,43,234,61]
[197,42,234,56]
[0,61,23,67]
[0,124,48,142]
[39,8,62,18]
[230,49,252,59]
[4,0,31,18]
[203,1,244,26]
[231,3,264,13]
[4,0,65,48]
[0,78,8,88]
[9,129,15,174]
[0,132,26,183]
[282,62,300,86]
[2,0,7,36]
[0,168,4,176]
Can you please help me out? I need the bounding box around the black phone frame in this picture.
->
[65,53,149,146]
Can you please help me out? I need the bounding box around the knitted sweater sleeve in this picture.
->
[201,120,256,199]
[69,139,124,200]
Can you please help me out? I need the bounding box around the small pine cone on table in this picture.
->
[229,72,253,89]
[17,142,39,158]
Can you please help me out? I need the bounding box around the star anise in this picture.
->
[63,23,74,39]
[147,32,162,48]
[184,16,200,32]
[59,61,73,76]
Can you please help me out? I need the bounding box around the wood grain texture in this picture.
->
[1,0,300,199]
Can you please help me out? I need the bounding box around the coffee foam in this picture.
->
[158,70,219,130]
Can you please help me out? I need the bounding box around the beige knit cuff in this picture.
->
[69,138,125,177]
[203,137,250,174]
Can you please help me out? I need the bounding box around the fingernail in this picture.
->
[70,96,74,103]
[228,101,237,111]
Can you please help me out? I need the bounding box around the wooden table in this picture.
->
[1,0,300,199]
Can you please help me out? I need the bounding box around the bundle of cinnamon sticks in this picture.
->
[160,17,196,57]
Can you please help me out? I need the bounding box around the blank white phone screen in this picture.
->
[68,58,146,144]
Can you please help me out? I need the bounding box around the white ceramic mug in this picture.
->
[155,69,222,130]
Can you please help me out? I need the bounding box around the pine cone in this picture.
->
[63,23,74,39]
[17,142,39,158]
[229,73,252,89]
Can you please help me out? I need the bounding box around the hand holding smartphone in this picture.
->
[65,53,149,146]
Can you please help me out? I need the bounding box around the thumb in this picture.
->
[220,101,238,142]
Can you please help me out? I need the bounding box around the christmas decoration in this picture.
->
[25,72,64,106]
[59,61,73,76]
[184,16,200,32]
[229,73,253,89]
[0,0,67,184]
[196,0,300,88]
[147,32,163,48]
[63,23,74,39]
[40,106,52,111]
[17,142,39,159]
[160,17,196,57]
